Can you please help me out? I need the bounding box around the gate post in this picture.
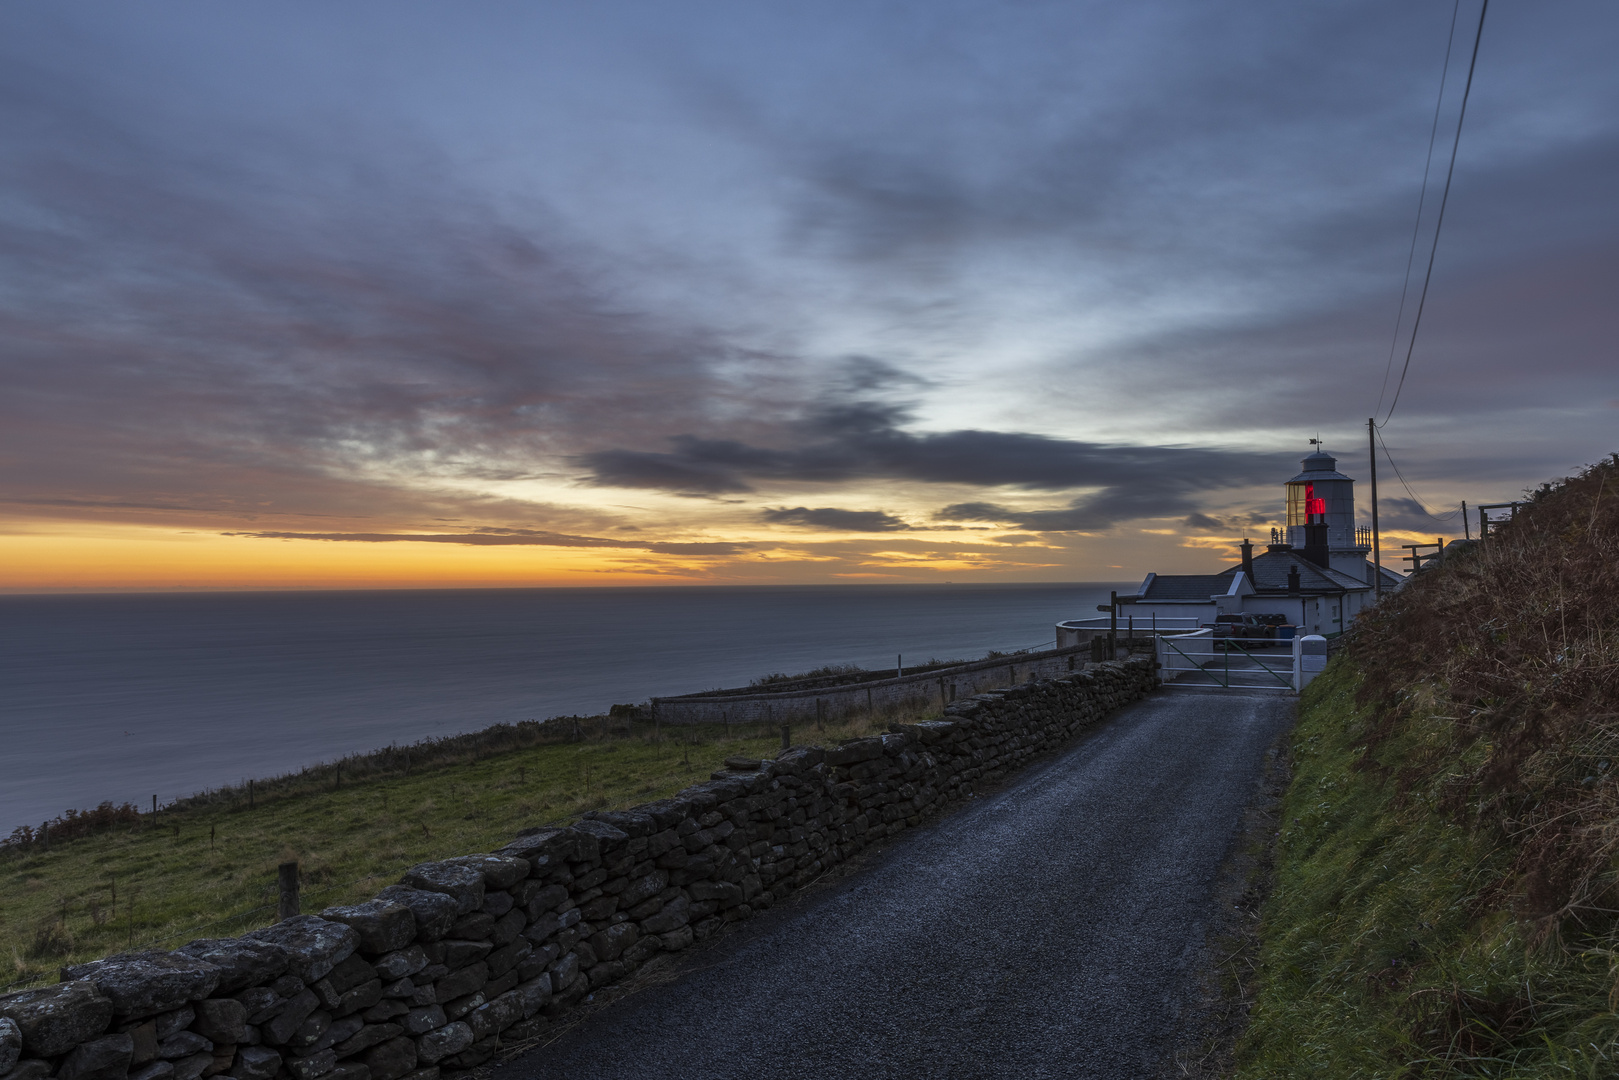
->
[1297,635,1328,691]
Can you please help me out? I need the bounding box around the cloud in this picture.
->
[578,451,753,495]
[1374,497,1464,534]
[1182,511,1271,534]
[837,356,931,393]
[226,528,750,556]
[932,483,1283,533]
[934,502,1010,523]
[0,52,741,528]
[760,506,910,532]
[580,396,1286,519]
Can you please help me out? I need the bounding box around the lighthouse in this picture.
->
[1284,445,1371,578]
[1074,439,1401,645]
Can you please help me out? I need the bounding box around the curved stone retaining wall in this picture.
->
[650,643,1095,725]
[0,658,1156,1080]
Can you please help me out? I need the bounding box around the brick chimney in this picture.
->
[1300,523,1330,569]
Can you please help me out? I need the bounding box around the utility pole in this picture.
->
[1368,418,1382,600]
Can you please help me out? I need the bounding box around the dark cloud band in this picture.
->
[760,506,911,531]
[583,402,1287,530]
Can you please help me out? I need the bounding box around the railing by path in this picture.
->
[1056,616,1203,649]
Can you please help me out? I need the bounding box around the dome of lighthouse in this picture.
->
[1290,448,1353,482]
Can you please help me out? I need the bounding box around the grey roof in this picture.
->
[1139,574,1234,601]
[1317,563,1376,589]
[1288,448,1354,483]
[1218,550,1362,593]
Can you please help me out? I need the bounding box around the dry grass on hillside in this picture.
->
[1237,454,1619,1077]
[1349,453,1619,939]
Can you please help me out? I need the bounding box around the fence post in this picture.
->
[1110,590,1118,659]
[277,862,300,922]
[780,725,791,751]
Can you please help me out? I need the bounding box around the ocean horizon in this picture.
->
[0,581,1124,832]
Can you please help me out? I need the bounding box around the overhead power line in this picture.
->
[1375,426,1462,522]
[1379,0,1490,427]
[1375,0,1462,420]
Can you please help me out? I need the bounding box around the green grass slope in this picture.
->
[3,711,910,993]
[1238,455,1619,1078]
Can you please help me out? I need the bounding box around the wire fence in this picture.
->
[0,795,601,996]
[0,863,405,995]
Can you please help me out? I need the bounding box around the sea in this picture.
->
[0,583,1123,834]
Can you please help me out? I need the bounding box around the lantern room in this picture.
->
[1284,446,1368,576]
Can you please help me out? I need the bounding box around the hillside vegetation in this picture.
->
[1238,455,1619,1077]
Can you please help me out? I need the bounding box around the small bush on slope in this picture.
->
[1238,455,1619,1077]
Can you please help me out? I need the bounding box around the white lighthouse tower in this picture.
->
[1284,445,1371,579]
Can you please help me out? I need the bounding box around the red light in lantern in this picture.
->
[1305,482,1326,520]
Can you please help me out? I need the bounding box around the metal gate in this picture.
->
[1156,629,1298,692]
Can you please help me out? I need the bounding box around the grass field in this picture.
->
[1,709,902,994]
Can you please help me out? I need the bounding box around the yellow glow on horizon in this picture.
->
[0,521,1074,592]
[0,524,725,591]
[0,507,1317,592]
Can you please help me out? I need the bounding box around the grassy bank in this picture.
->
[1237,455,1619,1077]
[1,709,900,994]
[1235,662,1617,1075]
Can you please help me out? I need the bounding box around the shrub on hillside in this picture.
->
[3,801,142,852]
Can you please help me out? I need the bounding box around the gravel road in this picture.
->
[495,689,1294,1080]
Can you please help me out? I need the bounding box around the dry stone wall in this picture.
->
[0,658,1156,1080]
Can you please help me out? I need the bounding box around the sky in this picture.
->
[2,1,1616,591]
